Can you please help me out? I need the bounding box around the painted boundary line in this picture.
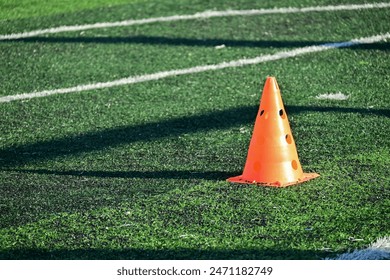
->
[326,236,390,260]
[1,2,390,40]
[1,33,389,103]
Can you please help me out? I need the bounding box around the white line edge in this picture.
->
[326,236,390,260]
[1,3,390,40]
[1,33,389,103]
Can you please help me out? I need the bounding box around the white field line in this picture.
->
[326,236,390,260]
[1,2,390,40]
[1,33,389,103]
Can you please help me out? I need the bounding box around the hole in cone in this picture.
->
[291,160,298,170]
[260,110,265,116]
[279,109,286,119]
[285,134,292,144]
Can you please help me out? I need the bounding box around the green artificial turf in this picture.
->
[0,0,389,259]
[0,0,141,20]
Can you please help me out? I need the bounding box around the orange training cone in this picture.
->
[227,77,319,187]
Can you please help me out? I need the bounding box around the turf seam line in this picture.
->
[1,2,390,40]
[1,33,389,103]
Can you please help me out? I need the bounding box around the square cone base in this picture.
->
[227,173,320,187]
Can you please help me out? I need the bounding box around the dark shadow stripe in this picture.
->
[2,35,389,50]
[1,105,388,168]
[11,169,235,181]
[0,247,334,260]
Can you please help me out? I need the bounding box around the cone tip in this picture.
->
[265,76,278,85]
[263,76,280,93]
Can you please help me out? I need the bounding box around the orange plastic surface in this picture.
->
[227,77,319,187]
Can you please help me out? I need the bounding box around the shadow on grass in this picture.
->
[1,104,389,168]
[12,169,234,181]
[1,105,256,168]
[288,105,390,117]
[0,247,333,260]
[3,36,320,48]
[4,35,390,50]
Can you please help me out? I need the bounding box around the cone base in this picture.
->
[227,173,319,187]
